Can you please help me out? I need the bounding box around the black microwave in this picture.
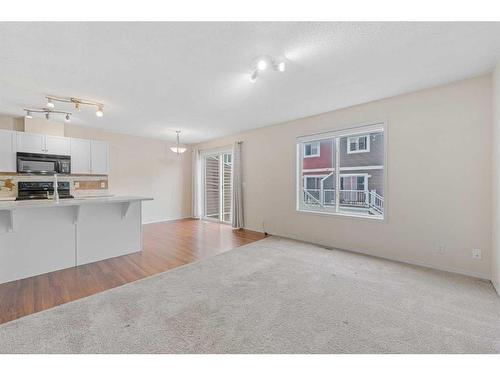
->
[17,152,71,175]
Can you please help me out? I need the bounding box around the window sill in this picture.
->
[296,207,386,223]
[347,149,370,154]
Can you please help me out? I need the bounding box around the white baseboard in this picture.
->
[258,230,491,281]
[142,216,193,225]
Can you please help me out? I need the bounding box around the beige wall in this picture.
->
[64,125,192,224]
[0,119,192,224]
[492,63,500,292]
[197,75,492,279]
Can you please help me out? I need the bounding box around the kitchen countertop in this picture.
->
[0,196,153,211]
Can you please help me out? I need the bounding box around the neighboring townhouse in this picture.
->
[302,131,384,216]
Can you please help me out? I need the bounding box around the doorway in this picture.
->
[202,151,232,223]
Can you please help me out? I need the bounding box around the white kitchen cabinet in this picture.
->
[16,132,70,155]
[0,129,16,172]
[16,132,45,154]
[45,135,70,155]
[90,140,109,175]
[70,138,91,174]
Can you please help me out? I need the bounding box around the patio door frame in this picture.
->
[201,146,233,224]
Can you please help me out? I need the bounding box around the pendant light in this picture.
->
[170,130,187,154]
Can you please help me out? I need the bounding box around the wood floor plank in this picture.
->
[0,218,266,324]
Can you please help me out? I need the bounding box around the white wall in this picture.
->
[492,63,500,292]
[197,75,492,279]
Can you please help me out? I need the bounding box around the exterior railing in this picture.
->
[303,188,384,215]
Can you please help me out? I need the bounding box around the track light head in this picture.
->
[249,70,258,83]
[65,113,71,122]
[45,112,50,120]
[257,58,268,71]
[95,106,104,117]
[25,111,33,119]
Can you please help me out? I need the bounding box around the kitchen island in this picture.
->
[0,196,153,284]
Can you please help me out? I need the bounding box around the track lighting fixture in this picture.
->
[23,108,72,122]
[170,131,187,154]
[45,96,104,117]
[249,56,286,83]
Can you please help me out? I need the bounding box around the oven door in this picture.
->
[17,154,58,175]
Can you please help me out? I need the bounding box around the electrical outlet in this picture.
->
[100,182,106,188]
[472,248,482,260]
[74,182,80,188]
[437,245,446,254]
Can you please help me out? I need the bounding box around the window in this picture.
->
[347,135,370,154]
[202,150,232,223]
[304,142,320,157]
[297,123,385,219]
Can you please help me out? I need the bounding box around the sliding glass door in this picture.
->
[203,151,232,223]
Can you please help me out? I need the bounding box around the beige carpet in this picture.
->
[1,236,500,353]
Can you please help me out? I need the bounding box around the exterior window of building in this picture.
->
[347,135,370,154]
[304,142,320,157]
[297,123,385,219]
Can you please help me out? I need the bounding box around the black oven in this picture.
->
[17,152,71,175]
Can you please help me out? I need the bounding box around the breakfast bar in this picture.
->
[0,196,153,284]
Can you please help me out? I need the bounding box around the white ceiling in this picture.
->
[1,22,500,144]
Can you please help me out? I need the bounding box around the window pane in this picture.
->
[358,136,366,150]
[339,131,384,217]
[304,144,311,155]
[299,138,336,212]
[349,141,356,151]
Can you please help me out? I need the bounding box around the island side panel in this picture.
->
[76,202,142,266]
[0,207,77,284]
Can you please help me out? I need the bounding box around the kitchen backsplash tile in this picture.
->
[0,175,110,199]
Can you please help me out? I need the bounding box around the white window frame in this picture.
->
[303,141,320,158]
[347,134,370,154]
[296,122,386,221]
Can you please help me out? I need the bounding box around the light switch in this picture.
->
[101,182,106,188]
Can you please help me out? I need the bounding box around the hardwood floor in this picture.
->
[0,218,266,324]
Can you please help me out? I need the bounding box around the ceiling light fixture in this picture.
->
[170,130,187,154]
[249,56,286,83]
[23,108,72,122]
[45,95,104,117]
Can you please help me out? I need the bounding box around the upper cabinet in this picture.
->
[90,140,109,175]
[0,129,16,172]
[2,131,108,175]
[16,132,45,154]
[70,138,91,174]
[16,132,70,155]
[45,135,71,155]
